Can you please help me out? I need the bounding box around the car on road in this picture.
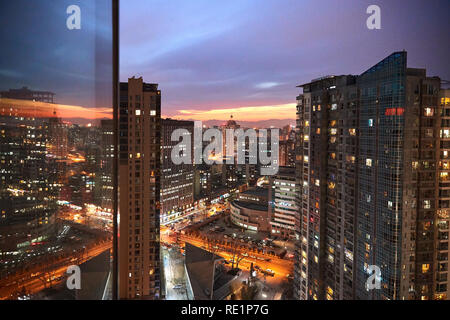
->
[264,269,275,277]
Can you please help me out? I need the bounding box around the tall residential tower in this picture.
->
[295,52,449,300]
[119,77,161,299]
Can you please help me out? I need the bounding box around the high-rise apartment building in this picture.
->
[295,52,449,300]
[0,99,59,261]
[355,53,443,300]
[279,139,295,167]
[119,77,161,299]
[194,163,212,201]
[161,119,194,223]
[269,166,298,238]
[279,125,296,167]
[294,75,358,300]
[99,119,114,213]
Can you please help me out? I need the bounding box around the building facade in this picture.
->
[269,166,298,239]
[119,77,161,299]
[161,119,194,223]
[230,187,269,232]
[295,52,449,300]
[294,74,358,300]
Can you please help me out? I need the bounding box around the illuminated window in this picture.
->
[366,158,372,167]
[150,110,156,116]
[422,264,430,273]
[135,109,141,116]
[424,107,434,117]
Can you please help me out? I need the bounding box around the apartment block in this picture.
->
[295,52,449,300]
[119,77,161,299]
[161,118,194,223]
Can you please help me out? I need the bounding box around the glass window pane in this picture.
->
[0,0,114,300]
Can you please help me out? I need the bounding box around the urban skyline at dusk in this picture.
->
[2,0,450,307]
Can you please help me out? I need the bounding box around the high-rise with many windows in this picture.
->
[294,75,358,300]
[119,77,161,299]
[269,166,298,238]
[295,52,449,300]
[161,119,194,224]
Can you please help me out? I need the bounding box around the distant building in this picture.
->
[194,163,212,201]
[161,118,194,223]
[269,166,297,238]
[0,86,55,103]
[279,139,295,167]
[230,187,269,232]
[0,96,59,263]
[99,119,114,213]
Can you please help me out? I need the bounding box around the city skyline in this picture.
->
[2,0,450,303]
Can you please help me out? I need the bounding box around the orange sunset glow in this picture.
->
[167,103,297,121]
[0,98,112,121]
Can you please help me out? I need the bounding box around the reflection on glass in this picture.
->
[0,0,113,300]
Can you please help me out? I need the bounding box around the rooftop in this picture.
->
[232,200,268,212]
[241,187,267,197]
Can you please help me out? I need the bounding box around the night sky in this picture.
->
[1,1,448,123]
[121,0,450,122]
